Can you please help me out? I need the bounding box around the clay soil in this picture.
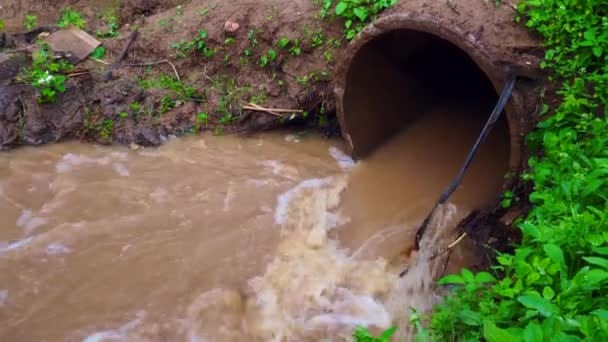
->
[0,0,542,150]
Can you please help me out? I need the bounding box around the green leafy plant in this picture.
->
[193,112,209,132]
[290,38,302,56]
[176,5,184,17]
[100,119,114,140]
[57,7,86,29]
[23,14,38,30]
[0,19,5,31]
[244,28,258,56]
[353,326,397,342]
[259,49,277,67]
[118,111,129,118]
[96,13,120,38]
[224,37,236,46]
[22,43,72,103]
[319,0,397,39]
[90,46,106,59]
[277,37,291,49]
[324,50,334,62]
[421,1,608,341]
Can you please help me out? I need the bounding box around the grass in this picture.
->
[409,1,608,341]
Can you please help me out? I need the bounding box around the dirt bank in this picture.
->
[1,0,543,151]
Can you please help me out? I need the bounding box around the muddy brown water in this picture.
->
[0,109,509,341]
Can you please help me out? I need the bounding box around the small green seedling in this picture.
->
[194,112,209,132]
[353,326,397,342]
[90,46,106,59]
[290,38,302,56]
[23,14,38,30]
[277,37,291,49]
[259,49,277,67]
[57,7,86,29]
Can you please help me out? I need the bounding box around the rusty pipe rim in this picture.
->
[334,12,526,169]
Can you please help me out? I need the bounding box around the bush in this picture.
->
[425,1,608,341]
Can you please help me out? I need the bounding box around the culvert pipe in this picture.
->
[334,12,541,170]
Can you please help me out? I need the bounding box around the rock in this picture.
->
[223,21,240,36]
[135,126,161,146]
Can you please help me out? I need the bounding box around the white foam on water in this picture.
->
[246,175,397,341]
[46,243,71,255]
[0,289,8,306]
[274,177,333,225]
[82,311,147,342]
[328,146,356,170]
[56,154,111,173]
[16,209,46,234]
[0,237,33,254]
[113,164,130,177]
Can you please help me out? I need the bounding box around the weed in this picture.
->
[224,37,236,46]
[259,49,277,68]
[160,96,176,114]
[90,46,106,59]
[501,190,519,208]
[353,326,397,342]
[199,3,217,16]
[171,39,191,58]
[289,38,302,56]
[100,119,113,140]
[324,50,333,62]
[244,28,259,56]
[118,111,129,118]
[327,37,342,48]
[423,1,608,341]
[277,37,291,49]
[249,92,268,105]
[193,112,209,132]
[138,74,203,102]
[159,18,176,33]
[176,5,184,17]
[21,43,72,103]
[0,19,4,31]
[305,27,325,48]
[266,4,278,21]
[57,7,86,29]
[23,14,38,30]
[96,12,120,38]
[319,0,397,40]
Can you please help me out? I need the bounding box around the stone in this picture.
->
[223,21,240,35]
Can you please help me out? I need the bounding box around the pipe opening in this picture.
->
[342,29,510,164]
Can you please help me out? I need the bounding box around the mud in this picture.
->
[1,0,543,153]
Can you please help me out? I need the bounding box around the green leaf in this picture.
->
[90,46,106,59]
[593,247,608,255]
[267,49,277,61]
[0,19,4,31]
[544,244,565,270]
[517,293,558,317]
[583,256,608,269]
[523,322,543,342]
[592,46,603,58]
[476,271,497,283]
[542,286,555,300]
[335,2,348,15]
[353,7,368,21]
[462,268,475,283]
[277,37,290,49]
[591,310,608,319]
[379,326,397,341]
[438,274,465,285]
[484,321,520,342]
[584,269,608,286]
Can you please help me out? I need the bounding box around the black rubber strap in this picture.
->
[414,74,517,249]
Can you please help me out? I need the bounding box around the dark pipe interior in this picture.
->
[343,29,507,159]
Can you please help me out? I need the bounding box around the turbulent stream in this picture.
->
[0,109,509,341]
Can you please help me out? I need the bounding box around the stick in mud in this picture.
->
[104,29,139,81]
